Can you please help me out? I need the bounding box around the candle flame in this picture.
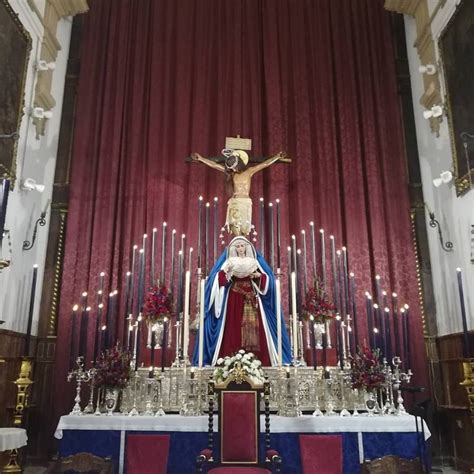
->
[392,292,397,297]
[214,196,218,202]
[114,289,118,295]
[336,250,341,255]
[342,246,346,251]
[199,196,203,201]
[182,233,185,238]
[189,247,193,252]
[404,303,409,309]
[172,229,176,234]
[109,292,114,297]
[33,264,39,268]
[98,303,104,309]
[269,202,273,207]
[385,307,390,312]
[163,222,167,226]
[373,328,379,333]
[400,308,405,313]
[350,272,354,277]
[100,272,105,277]
[382,290,387,295]
[297,249,301,254]
[291,234,296,240]
[276,198,280,203]
[373,304,379,309]
[310,221,314,226]
[82,292,88,297]
[98,290,102,295]
[126,271,131,276]
[259,197,264,201]
[133,244,138,249]
[320,229,324,233]
[153,228,157,232]
[86,306,91,311]
[206,202,210,207]
[101,325,107,331]
[287,246,291,251]
[139,248,144,254]
[143,234,148,239]
[375,274,381,280]
[456,267,462,272]
[301,229,305,234]
[72,304,79,311]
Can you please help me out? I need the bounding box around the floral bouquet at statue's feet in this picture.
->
[213,350,266,386]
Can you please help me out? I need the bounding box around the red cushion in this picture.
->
[126,434,170,474]
[221,391,258,463]
[209,468,271,474]
[299,434,343,474]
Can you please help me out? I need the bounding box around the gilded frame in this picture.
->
[0,0,32,187]
[439,0,474,196]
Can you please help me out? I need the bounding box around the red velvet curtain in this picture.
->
[54,0,428,417]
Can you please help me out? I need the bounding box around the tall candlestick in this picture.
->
[309,222,317,280]
[152,228,157,285]
[197,196,203,269]
[24,264,38,357]
[198,278,205,368]
[69,304,79,370]
[268,203,274,269]
[349,272,359,350]
[79,306,91,361]
[291,272,298,361]
[301,230,308,295]
[380,305,387,357]
[161,222,167,283]
[392,292,400,357]
[276,275,282,367]
[177,250,183,317]
[330,236,337,311]
[205,203,210,275]
[94,302,104,361]
[291,235,297,278]
[170,230,176,293]
[189,247,193,277]
[142,234,148,288]
[130,245,138,316]
[183,271,191,360]
[342,247,349,318]
[320,229,326,286]
[105,292,114,349]
[276,199,281,269]
[456,268,471,358]
[287,246,292,313]
[213,197,218,263]
[311,317,317,369]
[384,307,392,362]
[373,303,380,352]
[123,272,131,347]
[134,315,142,371]
[161,317,168,371]
[98,272,105,296]
[296,249,302,316]
[150,326,156,369]
[336,250,344,317]
[401,305,410,369]
[77,292,88,357]
[136,249,145,314]
[365,293,374,349]
[259,197,265,256]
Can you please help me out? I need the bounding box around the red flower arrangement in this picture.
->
[95,344,132,389]
[143,285,173,323]
[351,346,386,390]
[302,279,336,324]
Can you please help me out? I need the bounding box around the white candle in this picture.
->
[161,222,167,282]
[198,278,205,368]
[276,276,282,367]
[152,228,157,285]
[183,271,191,359]
[291,272,298,360]
[320,229,326,286]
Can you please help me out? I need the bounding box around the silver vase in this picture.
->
[104,387,120,416]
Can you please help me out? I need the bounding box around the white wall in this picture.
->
[0,2,73,335]
[404,1,474,336]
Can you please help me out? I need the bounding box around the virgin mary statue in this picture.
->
[192,236,292,366]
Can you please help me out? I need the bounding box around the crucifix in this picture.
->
[189,137,291,236]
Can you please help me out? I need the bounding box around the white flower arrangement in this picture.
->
[213,350,266,385]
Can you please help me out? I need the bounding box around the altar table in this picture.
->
[55,414,430,474]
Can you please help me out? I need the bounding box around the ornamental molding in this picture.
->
[384,0,443,135]
[25,0,89,137]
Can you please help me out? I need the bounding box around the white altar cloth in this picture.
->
[55,414,430,440]
[0,428,28,451]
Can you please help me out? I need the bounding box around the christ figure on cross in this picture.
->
[191,149,290,236]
